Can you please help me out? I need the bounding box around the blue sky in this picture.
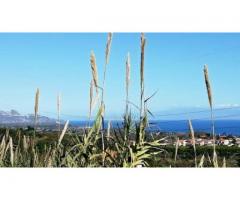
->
[0,33,240,119]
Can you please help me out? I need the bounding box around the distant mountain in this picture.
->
[10,109,20,116]
[0,109,56,125]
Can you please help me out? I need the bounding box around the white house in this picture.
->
[223,140,230,146]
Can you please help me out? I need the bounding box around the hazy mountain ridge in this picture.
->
[0,109,56,125]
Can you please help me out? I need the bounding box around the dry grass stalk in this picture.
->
[126,53,131,92]
[5,129,9,140]
[5,142,9,158]
[222,157,226,168]
[34,88,40,130]
[0,135,5,149]
[198,154,205,168]
[51,149,56,165]
[101,104,105,166]
[23,135,28,151]
[26,136,30,148]
[89,80,94,119]
[140,33,146,117]
[0,136,6,160]
[90,51,98,94]
[88,80,100,120]
[140,33,146,91]
[44,146,54,167]
[58,120,69,147]
[207,153,212,164]
[9,137,14,167]
[188,119,197,167]
[107,121,111,141]
[174,137,179,165]
[213,151,218,168]
[126,53,130,115]
[203,65,217,167]
[47,153,53,167]
[100,33,113,166]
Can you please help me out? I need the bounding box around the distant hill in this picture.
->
[0,109,56,125]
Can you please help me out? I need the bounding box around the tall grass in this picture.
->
[125,52,130,117]
[102,32,113,97]
[58,120,69,147]
[90,51,99,94]
[203,65,218,167]
[188,119,197,167]
[101,33,113,166]
[138,33,147,146]
[0,33,230,168]
[9,136,14,167]
[140,33,146,119]
[174,137,179,165]
[89,80,94,120]
[124,53,131,143]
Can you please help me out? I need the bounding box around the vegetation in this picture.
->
[0,33,237,168]
[0,128,239,167]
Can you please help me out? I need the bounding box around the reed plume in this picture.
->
[34,88,40,132]
[204,65,212,109]
[90,51,98,94]
[102,33,113,100]
[203,65,218,167]
[140,33,146,118]
[125,52,130,115]
[105,33,113,66]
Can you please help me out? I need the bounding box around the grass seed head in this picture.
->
[204,65,213,109]
[105,33,113,65]
[34,88,40,125]
[90,51,98,93]
[140,33,146,91]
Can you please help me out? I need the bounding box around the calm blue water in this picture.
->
[70,120,240,135]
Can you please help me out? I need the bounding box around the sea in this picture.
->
[70,119,240,136]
